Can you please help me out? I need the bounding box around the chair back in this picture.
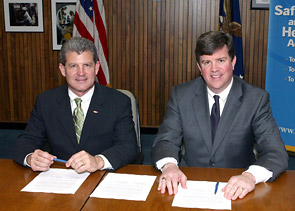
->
[117,89,141,151]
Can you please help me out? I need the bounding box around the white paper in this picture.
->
[90,173,156,201]
[172,181,231,210]
[21,168,90,194]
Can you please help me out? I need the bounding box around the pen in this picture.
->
[53,158,67,163]
[214,182,219,194]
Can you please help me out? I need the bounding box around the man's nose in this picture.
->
[211,62,219,72]
[77,66,86,75]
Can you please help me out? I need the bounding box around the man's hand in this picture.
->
[28,149,55,171]
[222,172,256,200]
[158,163,187,195]
[66,150,104,173]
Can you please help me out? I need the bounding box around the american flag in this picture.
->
[73,0,109,86]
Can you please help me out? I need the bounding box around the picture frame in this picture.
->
[4,0,44,32]
[51,0,76,50]
[251,0,269,9]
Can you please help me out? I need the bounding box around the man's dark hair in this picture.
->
[195,31,235,64]
[60,37,98,65]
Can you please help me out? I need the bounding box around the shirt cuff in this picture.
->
[156,157,178,171]
[243,165,273,184]
[97,154,113,170]
[24,153,33,167]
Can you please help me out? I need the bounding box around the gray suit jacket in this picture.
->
[152,76,288,181]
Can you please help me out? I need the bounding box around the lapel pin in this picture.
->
[93,110,99,114]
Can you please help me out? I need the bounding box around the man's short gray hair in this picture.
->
[60,37,98,65]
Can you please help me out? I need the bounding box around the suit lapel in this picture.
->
[211,76,243,157]
[55,86,78,147]
[192,78,212,152]
[79,83,105,147]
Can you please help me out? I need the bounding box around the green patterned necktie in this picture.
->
[73,98,84,144]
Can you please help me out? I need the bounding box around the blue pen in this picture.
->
[53,158,67,163]
[214,182,219,194]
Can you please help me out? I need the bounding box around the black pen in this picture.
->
[214,182,219,194]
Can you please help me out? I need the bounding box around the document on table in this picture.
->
[21,168,90,194]
[172,181,231,210]
[90,173,156,201]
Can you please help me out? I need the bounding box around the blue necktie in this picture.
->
[211,95,220,141]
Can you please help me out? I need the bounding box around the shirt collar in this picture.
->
[68,85,95,103]
[207,77,233,103]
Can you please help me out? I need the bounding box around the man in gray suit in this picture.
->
[151,31,288,200]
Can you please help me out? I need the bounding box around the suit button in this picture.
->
[210,162,215,166]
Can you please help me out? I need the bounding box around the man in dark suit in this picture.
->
[151,31,288,200]
[14,37,139,173]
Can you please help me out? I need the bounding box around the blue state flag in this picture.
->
[219,0,244,78]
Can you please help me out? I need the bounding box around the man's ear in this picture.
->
[59,63,66,77]
[197,62,202,75]
[232,56,237,70]
[95,60,100,75]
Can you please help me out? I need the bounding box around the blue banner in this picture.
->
[266,0,295,151]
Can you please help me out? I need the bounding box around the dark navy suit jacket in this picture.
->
[14,82,139,170]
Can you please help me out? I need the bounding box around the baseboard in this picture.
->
[0,122,27,130]
[0,123,158,133]
[140,127,158,135]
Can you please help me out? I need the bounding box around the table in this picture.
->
[1,160,295,211]
[0,159,105,211]
[83,165,295,211]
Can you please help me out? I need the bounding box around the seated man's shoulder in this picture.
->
[36,85,68,100]
[238,78,268,97]
[174,77,202,91]
[173,77,204,98]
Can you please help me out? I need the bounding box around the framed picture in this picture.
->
[4,0,44,32]
[251,0,269,9]
[51,0,76,50]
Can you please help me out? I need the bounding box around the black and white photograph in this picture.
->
[4,0,43,32]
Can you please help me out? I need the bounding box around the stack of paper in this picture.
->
[90,173,156,201]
